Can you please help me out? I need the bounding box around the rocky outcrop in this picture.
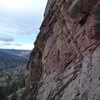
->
[26,0,100,100]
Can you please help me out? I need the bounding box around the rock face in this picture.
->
[26,0,100,100]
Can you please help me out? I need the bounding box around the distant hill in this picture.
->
[0,50,29,70]
[0,49,30,58]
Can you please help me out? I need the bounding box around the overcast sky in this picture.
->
[0,0,47,50]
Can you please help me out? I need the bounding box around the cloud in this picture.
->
[14,43,22,46]
[0,42,12,46]
[0,36,14,42]
[0,0,47,50]
[3,43,12,45]
[0,40,33,50]
[0,43,34,50]
[0,17,36,35]
[0,0,47,12]
[14,43,34,50]
[0,0,48,36]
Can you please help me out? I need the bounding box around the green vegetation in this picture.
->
[93,7,100,32]
[10,92,18,100]
[0,86,8,100]
[57,26,62,57]
[6,75,12,83]
[5,76,25,96]
[0,49,30,58]
[0,49,29,100]
[0,76,26,100]
[0,50,28,70]
[0,69,27,100]
[19,89,28,100]
[94,8,100,19]
[42,40,49,65]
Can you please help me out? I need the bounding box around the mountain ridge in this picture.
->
[0,49,30,58]
[0,49,30,70]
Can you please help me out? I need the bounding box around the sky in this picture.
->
[0,0,47,50]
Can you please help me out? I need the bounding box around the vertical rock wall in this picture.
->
[26,0,100,100]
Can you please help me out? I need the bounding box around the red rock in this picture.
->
[26,0,100,100]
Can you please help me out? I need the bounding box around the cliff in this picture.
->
[26,0,100,100]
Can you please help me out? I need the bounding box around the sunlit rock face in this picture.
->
[26,0,100,100]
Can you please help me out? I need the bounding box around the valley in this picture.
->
[0,49,30,100]
[0,49,30,70]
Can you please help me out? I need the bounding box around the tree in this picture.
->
[19,89,28,100]
[93,7,100,32]
[10,92,17,100]
[0,86,8,100]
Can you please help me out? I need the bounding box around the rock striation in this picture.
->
[26,0,100,100]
